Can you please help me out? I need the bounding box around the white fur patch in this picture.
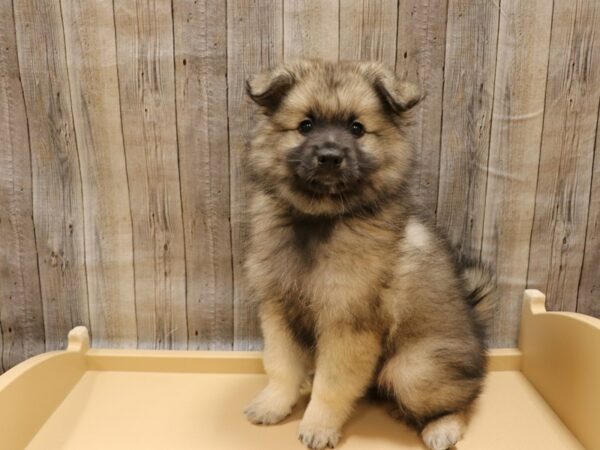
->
[422,413,465,450]
[405,219,430,250]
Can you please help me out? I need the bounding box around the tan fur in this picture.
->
[244,300,310,425]
[243,60,493,450]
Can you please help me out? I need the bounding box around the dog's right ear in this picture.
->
[246,67,295,112]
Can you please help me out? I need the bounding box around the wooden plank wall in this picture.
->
[114,0,187,350]
[175,0,232,351]
[481,0,553,346]
[1,0,46,371]
[1,0,599,371]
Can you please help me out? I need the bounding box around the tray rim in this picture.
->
[1,289,599,450]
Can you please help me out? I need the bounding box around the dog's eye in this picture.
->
[350,121,365,138]
[298,119,313,134]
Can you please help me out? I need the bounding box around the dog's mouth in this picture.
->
[285,140,379,201]
[289,164,362,197]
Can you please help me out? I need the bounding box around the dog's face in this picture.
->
[246,60,421,216]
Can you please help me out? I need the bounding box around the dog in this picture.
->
[242,59,495,450]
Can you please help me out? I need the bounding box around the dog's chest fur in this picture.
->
[246,193,400,348]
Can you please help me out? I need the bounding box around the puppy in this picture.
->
[242,59,495,450]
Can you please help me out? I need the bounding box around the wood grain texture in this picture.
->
[114,0,187,349]
[396,0,448,215]
[13,0,89,352]
[228,0,283,350]
[2,0,600,373]
[283,0,338,61]
[527,0,600,312]
[173,0,233,350]
[0,1,45,370]
[481,0,553,347]
[60,0,137,347]
[578,107,600,317]
[436,0,500,261]
[339,0,397,65]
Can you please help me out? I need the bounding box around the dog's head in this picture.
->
[246,59,422,216]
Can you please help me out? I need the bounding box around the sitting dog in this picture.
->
[243,59,495,450]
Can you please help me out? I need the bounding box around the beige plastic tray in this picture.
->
[1,290,598,450]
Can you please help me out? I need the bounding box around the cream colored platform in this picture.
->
[1,290,598,450]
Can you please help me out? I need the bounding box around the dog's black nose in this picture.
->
[315,147,344,169]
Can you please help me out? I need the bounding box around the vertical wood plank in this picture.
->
[527,0,600,312]
[396,0,448,215]
[13,0,89,352]
[60,0,137,347]
[283,0,339,61]
[173,0,233,350]
[339,0,397,65]
[578,107,600,317]
[481,0,553,347]
[228,0,283,350]
[436,0,500,261]
[0,0,45,370]
[114,0,187,349]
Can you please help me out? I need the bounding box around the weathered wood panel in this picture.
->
[228,0,284,350]
[60,0,137,347]
[1,0,600,373]
[13,0,89,352]
[114,0,187,349]
[174,0,233,350]
[283,0,339,61]
[0,1,45,370]
[481,0,553,347]
[396,0,448,215]
[578,109,600,317]
[339,0,397,65]
[436,0,500,260]
[527,0,600,312]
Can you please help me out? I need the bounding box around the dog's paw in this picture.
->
[421,413,464,450]
[244,399,292,425]
[298,422,341,449]
[244,388,294,425]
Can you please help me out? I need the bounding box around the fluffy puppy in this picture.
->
[242,59,495,450]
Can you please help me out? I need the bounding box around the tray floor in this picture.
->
[27,370,582,450]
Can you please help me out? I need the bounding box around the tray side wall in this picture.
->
[520,289,600,450]
[0,352,85,449]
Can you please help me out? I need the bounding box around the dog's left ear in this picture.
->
[359,62,423,113]
[246,66,295,112]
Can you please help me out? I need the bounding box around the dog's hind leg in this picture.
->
[377,339,484,450]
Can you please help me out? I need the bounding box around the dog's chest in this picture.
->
[288,217,337,266]
[249,211,395,347]
[253,214,389,305]
[264,217,354,283]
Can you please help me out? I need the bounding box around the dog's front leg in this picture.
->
[244,302,310,425]
[298,328,381,449]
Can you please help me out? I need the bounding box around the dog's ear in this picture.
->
[358,62,423,113]
[246,66,296,112]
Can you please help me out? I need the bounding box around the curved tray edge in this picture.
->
[519,289,600,450]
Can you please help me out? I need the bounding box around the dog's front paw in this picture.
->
[244,387,295,425]
[298,421,341,449]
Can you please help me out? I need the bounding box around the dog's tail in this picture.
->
[463,265,497,326]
